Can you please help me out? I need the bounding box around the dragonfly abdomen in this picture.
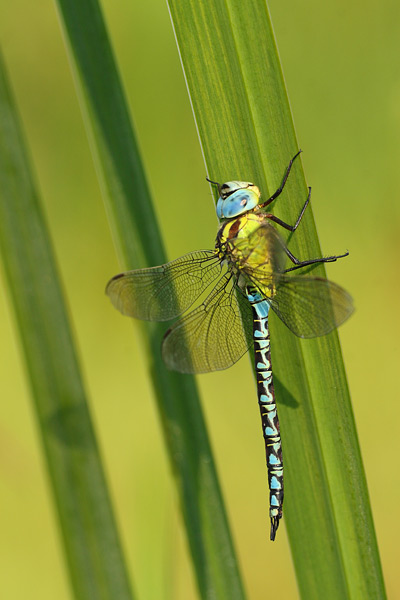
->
[246,287,284,541]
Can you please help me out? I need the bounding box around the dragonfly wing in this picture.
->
[162,272,254,373]
[106,250,221,321]
[269,274,354,338]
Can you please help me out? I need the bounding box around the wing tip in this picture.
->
[105,272,125,296]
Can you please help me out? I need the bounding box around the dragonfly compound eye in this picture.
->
[216,188,260,219]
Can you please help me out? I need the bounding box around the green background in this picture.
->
[0,0,398,598]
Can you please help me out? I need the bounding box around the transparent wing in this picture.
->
[106,250,221,321]
[231,220,353,338]
[268,274,354,338]
[162,272,254,373]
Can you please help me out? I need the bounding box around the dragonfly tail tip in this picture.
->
[270,516,281,541]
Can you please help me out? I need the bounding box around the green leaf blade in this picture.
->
[0,55,134,600]
[55,0,247,598]
[168,1,386,598]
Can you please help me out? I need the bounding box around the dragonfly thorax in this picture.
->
[215,213,279,298]
[215,181,261,219]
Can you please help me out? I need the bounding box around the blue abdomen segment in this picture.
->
[246,286,284,541]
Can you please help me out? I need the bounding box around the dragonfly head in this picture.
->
[208,179,261,219]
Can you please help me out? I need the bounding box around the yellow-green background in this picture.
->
[1,0,398,598]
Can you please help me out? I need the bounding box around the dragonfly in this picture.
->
[106,151,353,541]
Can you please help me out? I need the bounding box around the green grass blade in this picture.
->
[167,1,386,598]
[0,55,134,600]
[54,1,246,598]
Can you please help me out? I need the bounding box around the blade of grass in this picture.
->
[167,1,386,599]
[0,54,134,600]
[54,1,246,598]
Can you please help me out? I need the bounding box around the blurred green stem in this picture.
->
[0,54,134,600]
[54,0,247,598]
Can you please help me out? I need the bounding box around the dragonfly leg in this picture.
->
[283,248,349,273]
[265,186,311,232]
[260,150,302,209]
